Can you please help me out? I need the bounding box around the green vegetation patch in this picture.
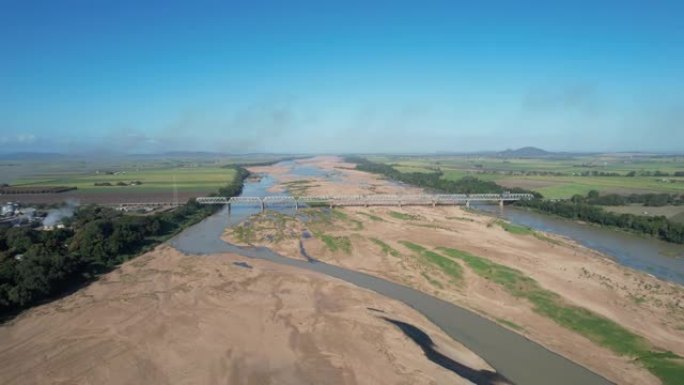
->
[358,212,385,222]
[231,211,297,244]
[497,220,534,235]
[388,211,419,220]
[330,209,363,230]
[282,179,319,195]
[370,238,401,257]
[331,209,349,221]
[400,241,462,283]
[532,232,562,245]
[318,234,352,254]
[421,272,445,289]
[232,224,255,244]
[497,318,524,331]
[436,246,684,385]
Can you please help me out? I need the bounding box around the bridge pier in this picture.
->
[227,203,231,214]
[260,199,265,212]
[295,200,299,211]
[432,200,436,208]
[465,200,470,208]
[499,199,504,209]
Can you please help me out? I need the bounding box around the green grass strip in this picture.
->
[400,241,462,283]
[358,212,384,222]
[497,318,524,331]
[421,272,445,289]
[370,238,401,257]
[497,220,534,235]
[496,220,561,244]
[437,246,684,385]
[319,234,352,254]
[331,209,349,221]
[389,211,419,220]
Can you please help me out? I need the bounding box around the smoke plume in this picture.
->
[43,199,79,227]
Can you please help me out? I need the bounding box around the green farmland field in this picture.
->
[366,154,684,199]
[12,166,237,193]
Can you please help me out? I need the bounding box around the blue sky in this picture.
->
[1,0,682,153]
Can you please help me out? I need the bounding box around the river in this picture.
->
[170,160,617,385]
[474,204,684,285]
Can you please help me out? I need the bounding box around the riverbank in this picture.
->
[0,246,499,385]
[473,204,684,284]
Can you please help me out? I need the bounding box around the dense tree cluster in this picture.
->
[0,167,249,317]
[346,157,539,196]
[218,167,249,197]
[517,194,684,244]
[577,191,684,207]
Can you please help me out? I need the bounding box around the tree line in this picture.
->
[0,166,249,318]
[346,157,539,196]
[346,157,683,244]
[577,191,684,207]
[516,193,684,244]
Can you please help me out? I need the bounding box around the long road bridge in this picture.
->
[195,193,534,211]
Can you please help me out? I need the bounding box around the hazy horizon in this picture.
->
[2,147,683,158]
[2,1,683,154]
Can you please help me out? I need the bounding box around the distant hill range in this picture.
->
[497,147,553,158]
[0,152,68,161]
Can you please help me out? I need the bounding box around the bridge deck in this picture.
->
[195,193,534,209]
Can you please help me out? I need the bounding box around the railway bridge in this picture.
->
[195,193,534,212]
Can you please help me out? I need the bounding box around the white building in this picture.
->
[1,202,17,216]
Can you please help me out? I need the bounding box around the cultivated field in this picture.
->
[367,154,684,199]
[604,205,684,224]
[13,166,237,193]
[0,154,287,204]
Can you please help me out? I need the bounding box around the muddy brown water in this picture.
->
[475,204,684,285]
[170,162,614,385]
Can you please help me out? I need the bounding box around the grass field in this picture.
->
[0,155,272,204]
[604,205,684,224]
[12,166,237,193]
[367,154,684,199]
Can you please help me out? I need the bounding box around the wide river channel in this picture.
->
[169,159,683,385]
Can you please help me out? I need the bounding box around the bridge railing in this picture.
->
[195,193,534,208]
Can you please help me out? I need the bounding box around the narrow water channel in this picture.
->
[170,161,614,385]
[474,204,684,285]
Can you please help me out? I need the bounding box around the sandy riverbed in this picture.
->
[229,156,684,385]
[0,246,501,385]
[248,156,423,196]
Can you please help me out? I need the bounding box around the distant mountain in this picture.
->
[497,147,552,157]
[0,152,67,161]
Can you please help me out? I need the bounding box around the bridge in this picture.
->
[195,193,534,211]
